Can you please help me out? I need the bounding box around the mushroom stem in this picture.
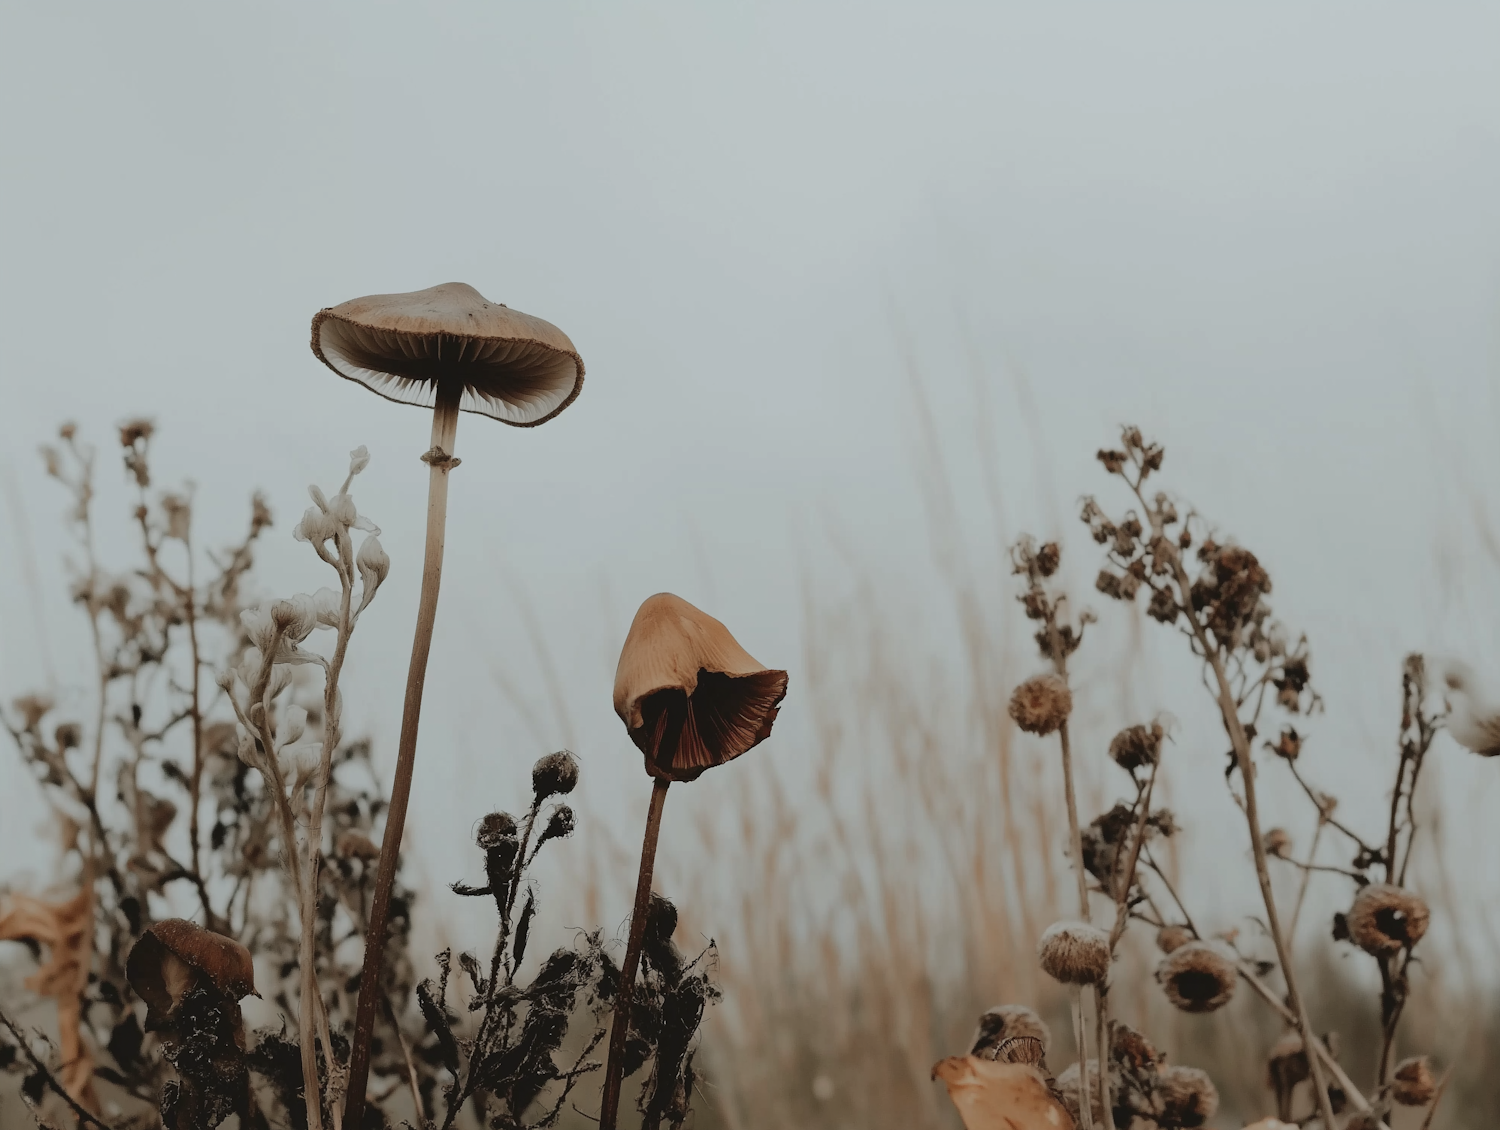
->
[599,777,671,1130]
[344,381,463,1127]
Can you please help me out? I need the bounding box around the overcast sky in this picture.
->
[4,4,1500,957]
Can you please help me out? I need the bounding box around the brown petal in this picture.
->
[613,593,788,782]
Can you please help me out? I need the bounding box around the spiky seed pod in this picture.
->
[1391,1056,1437,1106]
[1038,921,1112,986]
[1346,884,1430,956]
[1156,925,1193,954]
[1008,674,1073,736]
[969,1004,1052,1057]
[1157,942,1237,1013]
[1265,1031,1309,1088]
[1055,1061,1107,1127]
[1109,722,1164,771]
[1155,1065,1218,1127]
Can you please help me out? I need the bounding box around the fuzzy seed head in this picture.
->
[1157,925,1193,954]
[476,811,518,849]
[1391,1056,1437,1106]
[532,750,580,799]
[1055,1061,1107,1126]
[1038,920,1112,985]
[1265,1031,1309,1090]
[1008,674,1073,736]
[1156,1065,1218,1128]
[1158,942,1237,1013]
[1109,721,1165,772]
[1346,884,1429,956]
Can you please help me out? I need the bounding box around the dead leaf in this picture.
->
[933,1054,1076,1130]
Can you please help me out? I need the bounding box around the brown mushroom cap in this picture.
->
[613,593,788,782]
[126,918,258,1024]
[310,282,584,427]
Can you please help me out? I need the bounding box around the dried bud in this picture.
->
[161,493,192,541]
[1109,722,1164,772]
[1266,1031,1309,1090]
[1271,727,1301,760]
[1346,884,1429,956]
[356,535,390,613]
[1156,1065,1218,1127]
[1147,588,1178,624]
[348,445,371,477]
[1037,920,1112,986]
[1263,827,1292,859]
[118,418,155,447]
[532,750,580,799]
[1391,1056,1437,1105]
[1008,674,1072,736]
[1098,449,1128,474]
[59,422,77,440]
[1036,542,1060,577]
[1156,925,1193,954]
[293,506,337,547]
[1157,942,1237,1013]
[12,694,53,732]
[328,492,358,528]
[476,811,518,849]
[270,595,319,643]
[536,805,575,848]
[53,723,81,750]
[969,1005,1051,1057]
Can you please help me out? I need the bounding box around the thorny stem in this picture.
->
[345,381,463,1129]
[599,777,671,1130]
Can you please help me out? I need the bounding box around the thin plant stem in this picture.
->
[599,777,671,1130]
[1068,984,1094,1130]
[1285,817,1324,948]
[345,382,463,1128]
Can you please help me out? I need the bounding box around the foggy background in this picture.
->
[4,0,1500,1054]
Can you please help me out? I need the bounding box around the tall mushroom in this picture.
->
[600,593,787,1130]
[311,282,584,1123]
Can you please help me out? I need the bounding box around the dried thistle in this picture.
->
[1038,921,1112,986]
[1008,674,1073,736]
[1157,942,1236,1013]
[1345,884,1429,956]
[1155,1064,1218,1127]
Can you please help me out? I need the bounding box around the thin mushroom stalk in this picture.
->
[599,778,670,1130]
[345,380,462,1117]
[310,283,585,1126]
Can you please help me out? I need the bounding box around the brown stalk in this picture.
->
[345,380,463,1127]
[599,777,671,1130]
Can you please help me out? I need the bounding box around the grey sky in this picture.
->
[3,4,1500,949]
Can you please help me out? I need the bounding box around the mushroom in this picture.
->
[125,917,258,1038]
[311,282,584,1123]
[598,593,787,1130]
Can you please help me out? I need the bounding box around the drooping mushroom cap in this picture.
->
[311,282,584,427]
[126,918,258,1026]
[613,593,788,782]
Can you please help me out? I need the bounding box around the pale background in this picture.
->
[3,2,1500,989]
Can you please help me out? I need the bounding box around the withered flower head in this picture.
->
[477,811,519,849]
[1345,883,1429,956]
[532,750,580,799]
[613,593,788,782]
[126,918,258,1030]
[1055,1060,1107,1126]
[1265,1031,1309,1088]
[1156,924,1193,954]
[1271,727,1302,761]
[1263,827,1292,859]
[12,693,53,732]
[969,1004,1051,1058]
[1391,1055,1437,1105]
[1037,920,1112,986]
[1109,721,1165,772]
[1157,941,1236,1013]
[1008,674,1073,737]
[1156,1065,1219,1128]
[311,282,584,427]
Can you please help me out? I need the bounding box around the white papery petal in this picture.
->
[277,705,308,748]
[312,587,342,628]
[348,446,370,476]
[308,483,329,511]
[239,606,277,652]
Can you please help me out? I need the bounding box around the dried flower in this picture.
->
[355,534,390,612]
[1157,941,1237,1013]
[1263,827,1292,859]
[532,750,580,799]
[535,805,576,848]
[969,1005,1051,1057]
[336,829,381,860]
[348,444,371,476]
[1391,1055,1437,1105]
[1055,1060,1107,1125]
[1008,674,1073,737]
[1270,727,1301,760]
[1109,721,1165,772]
[1345,883,1429,956]
[1156,1065,1218,1127]
[12,693,53,732]
[1036,541,1061,577]
[53,722,81,750]
[1266,1031,1309,1087]
[932,1054,1075,1130]
[1157,925,1193,954]
[1037,920,1112,986]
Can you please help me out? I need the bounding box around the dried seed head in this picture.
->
[12,694,53,732]
[1265,1031,1309,1089]
[1109,722,1165,772]
[1111,1023,1162,1073]
[53,723,81,750]
[1036,542,1061,577]
[969,1004,1051,1057]
[1391,1056,1437,1106]
[1271,727,1302,761]
[118,418,155,447]
[531,750,580,799]
[1156,925,1193,954]
[1263,827,1292,859]
[535,805,576,849]
[1156,1065,1218,1128]
[1158,942,1237,1013]
[476,811,519,849]
[1008,675,1073,737]
[1037,920,1112,986]
[1346,884,1430,956]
